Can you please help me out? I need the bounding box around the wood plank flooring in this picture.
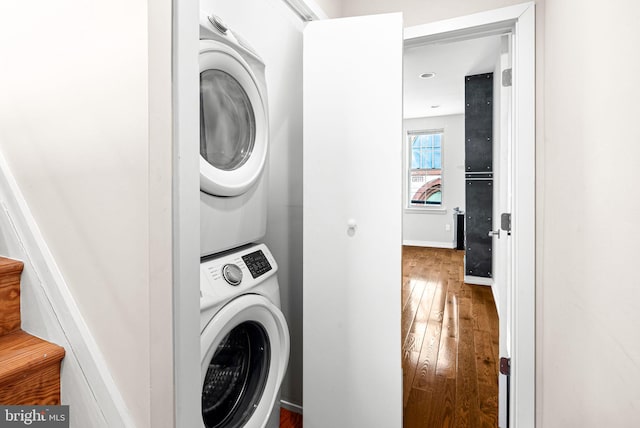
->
[402,246,499,428]
[280,408,303,428]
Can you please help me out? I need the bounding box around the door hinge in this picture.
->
[501,356,512,428]
[502,68,513,87]
[500,357,511,376]
[501,213,512,236]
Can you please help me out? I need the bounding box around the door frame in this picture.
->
[172,1,534,426]
[405,3,535,427]
[172,0,201,426]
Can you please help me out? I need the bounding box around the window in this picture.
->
[408,130,443,207]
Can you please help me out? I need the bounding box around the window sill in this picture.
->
[404,207,448,215]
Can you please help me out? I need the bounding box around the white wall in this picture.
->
[344,0,640,426]
[312,0,344,18]
[540,0,640,426]
[0,1,159,426]
[203,0,305,408]
[403,115,465,247]
[342,0,526,26]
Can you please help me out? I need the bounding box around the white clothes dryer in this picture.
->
[200,243,289,428]
[199,13,270,257]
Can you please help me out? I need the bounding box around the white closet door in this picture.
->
[303,13,403,428]
[494,33,514,428]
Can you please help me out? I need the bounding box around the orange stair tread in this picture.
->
[0,257,24,276]
[0,330,65,384]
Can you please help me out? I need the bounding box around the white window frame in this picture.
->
[406,128,444,210]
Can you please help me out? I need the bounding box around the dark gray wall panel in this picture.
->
[465,73,493,173]
[464,72,493,278]
[465,179,493,277]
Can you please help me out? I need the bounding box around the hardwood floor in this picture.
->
[402,246,499,428]
[280,407,303,428]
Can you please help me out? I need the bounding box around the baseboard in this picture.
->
[280,399,303,414]
[464,275,494,286]
[403,240,455,249]
[0,152,134,427]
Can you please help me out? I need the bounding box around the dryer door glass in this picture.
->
[202,321,270,428]
[200,69,256,171]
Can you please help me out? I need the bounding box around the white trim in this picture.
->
[403,240,454,249]
[511,4,536,427]
[148,1,174,426]
[281,0,329,21]
[404,207,448,215]
[405,4,535,427]
[172,0,202,426]
[491,282,501,319]
[464,275,494,286]
[280,400,303,414]
[404,3,532,42]
[0,152,134,427]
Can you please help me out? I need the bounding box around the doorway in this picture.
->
[401,32,506,427]
[280,4,535,428]
[405,3,535,427]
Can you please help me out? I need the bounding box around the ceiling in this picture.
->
[404,35,503,119]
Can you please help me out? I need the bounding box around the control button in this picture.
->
[208,15,228,34]
[222,264,243,286]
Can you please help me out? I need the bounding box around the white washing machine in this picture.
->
[199,13,270,257]
[200,243,289,428]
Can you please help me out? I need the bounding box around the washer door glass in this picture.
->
[202,321,271,428]
[200,69,256,171]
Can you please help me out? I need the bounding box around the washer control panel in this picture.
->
[241,249,272,278]
[200,243,278,305]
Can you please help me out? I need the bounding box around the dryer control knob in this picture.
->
[222,264,243,286]
[208,15,228,34]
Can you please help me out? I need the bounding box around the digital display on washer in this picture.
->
[242,250,272,279]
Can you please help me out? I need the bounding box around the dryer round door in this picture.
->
[199,40,269,197]
[201,294,289,428]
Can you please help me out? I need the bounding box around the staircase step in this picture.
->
[0,257,24,336]
[0,330,65,405]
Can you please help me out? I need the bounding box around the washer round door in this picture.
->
[201,295,289,428]
[199,40,269,197]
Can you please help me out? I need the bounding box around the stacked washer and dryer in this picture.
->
[198,12,290,428]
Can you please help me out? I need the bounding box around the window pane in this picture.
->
[426,191,441,204]
[409,169,441,205]
[409,169,426,203]
[411,148,420,169]
[408,131,443,207]
[433,148,441,169]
